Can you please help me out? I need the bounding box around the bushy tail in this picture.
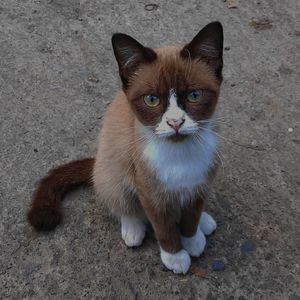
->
[27,158,95,231]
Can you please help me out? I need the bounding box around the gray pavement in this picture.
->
[1,0,299,299]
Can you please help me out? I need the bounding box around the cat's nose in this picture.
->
[167,118,185,132]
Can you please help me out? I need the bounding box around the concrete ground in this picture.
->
[1,0,299,299]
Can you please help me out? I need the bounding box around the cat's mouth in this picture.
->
[155,127,198,142]
[166,132,189,142]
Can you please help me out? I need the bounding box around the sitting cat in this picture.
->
[28,21,223,274]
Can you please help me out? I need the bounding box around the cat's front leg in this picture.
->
[121,215,146,247]
[199,211,217,236]
[138,192,191,274]
[180,198,207,257]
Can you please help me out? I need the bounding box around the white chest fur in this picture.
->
[142,128,218,191]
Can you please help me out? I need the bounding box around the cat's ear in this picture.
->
[180,22,223,80]
[112,33,157,87]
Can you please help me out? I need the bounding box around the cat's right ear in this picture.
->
[112,33,157,87]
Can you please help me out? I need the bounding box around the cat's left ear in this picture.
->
[180,22,224,80]
[112,33,157,87]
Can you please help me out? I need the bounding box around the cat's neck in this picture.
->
[136,120,219,191]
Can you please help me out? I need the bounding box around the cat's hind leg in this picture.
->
[121,215,146,247]
[199,212,217,236]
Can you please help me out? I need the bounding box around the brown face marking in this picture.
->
[178,89,219,121]
[125,47,221,128]
[112,22,223,133]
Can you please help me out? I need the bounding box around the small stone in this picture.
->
[231,83,236,87]
[144,4,159,11]
[88,75,99,83]
[225,46,230,51]
[33,148,38,153]
[255,78,261,83]
[189,265,208,277]
[227,0,238,9]
[249,18,273,30]
[212,260,225,271]
[240,240,256,254]
[288,128,293,132]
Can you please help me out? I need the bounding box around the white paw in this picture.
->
[121,216,146,247]
[160,248,191,274]
[199,212,217,236]
[181,227,206,257]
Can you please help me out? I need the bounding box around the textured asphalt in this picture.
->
[0,0,299,299]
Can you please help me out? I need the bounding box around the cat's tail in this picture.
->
[27,158,95,231]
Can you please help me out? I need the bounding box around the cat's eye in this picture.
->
[187,90,203,102]
[143,94,160,107]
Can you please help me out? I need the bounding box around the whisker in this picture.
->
[197,124,230,143]
[198,119,231,125]
[193,130,225,175]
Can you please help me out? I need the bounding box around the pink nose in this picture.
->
[167,118,185,132]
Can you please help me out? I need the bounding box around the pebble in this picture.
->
[144,4,159,11]
[240,240,256,254]
[212,260,225,271]
[288,128,293,132]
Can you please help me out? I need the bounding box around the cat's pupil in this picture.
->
[149,95,156,102]
[191,91,200,98]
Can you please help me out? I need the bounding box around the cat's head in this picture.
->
[112,22,223,141]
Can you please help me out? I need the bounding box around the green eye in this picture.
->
[187,90,203,102]
[143,94,160,107]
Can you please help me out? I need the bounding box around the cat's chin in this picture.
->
[165,133,190,143]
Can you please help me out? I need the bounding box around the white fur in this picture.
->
[143,124,218,191]
[142,88,218,191]
[160,248,191,274]
[121,216,146,247]
[199,212,217,236]
[181,227,206,257]
[155,90,197,137]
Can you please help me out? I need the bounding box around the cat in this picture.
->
[27,21,223,274]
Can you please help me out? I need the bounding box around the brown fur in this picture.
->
[126,46,220,127]
[27,158,94,230]
[180,197,204,237]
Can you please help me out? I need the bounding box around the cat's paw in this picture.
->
[199,212,217,236]
[160,248,191,274]
[181,228,206,257]
[121,216,146,247]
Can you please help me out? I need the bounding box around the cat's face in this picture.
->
[112,22,223,141]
